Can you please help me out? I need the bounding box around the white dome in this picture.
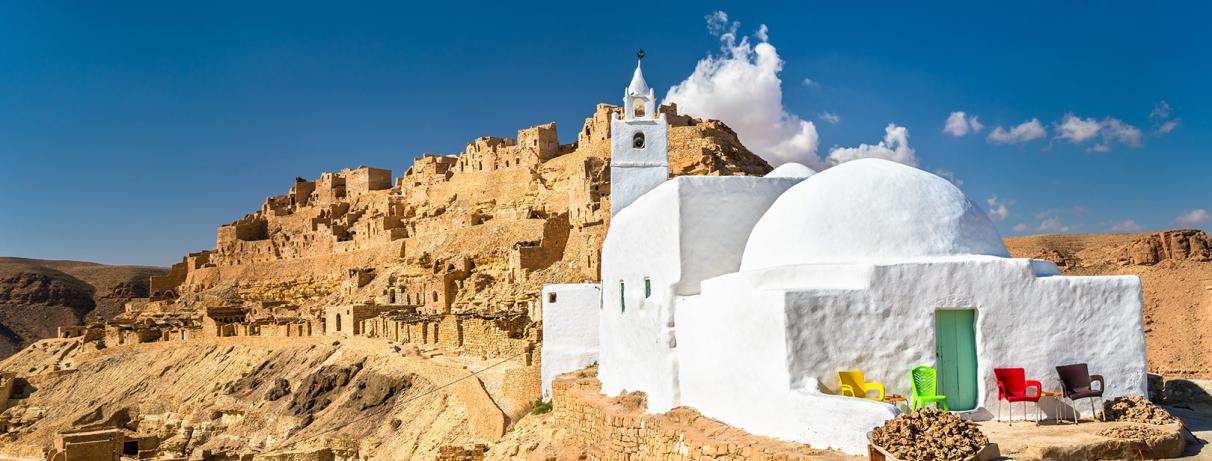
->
[740,159,1008,270]
[765,162,817,179]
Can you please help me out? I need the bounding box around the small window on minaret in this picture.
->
[634,99,646,117]
[633,132,645,149]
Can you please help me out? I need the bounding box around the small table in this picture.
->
[882,394,909,411]
[1039,391,1070,423]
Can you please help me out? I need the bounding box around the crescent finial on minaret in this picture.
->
[637,48,645,61]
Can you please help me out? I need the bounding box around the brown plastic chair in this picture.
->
[1055,363,1105,423]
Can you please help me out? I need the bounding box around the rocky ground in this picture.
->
[0,336,529,460]
[0,257,165,357]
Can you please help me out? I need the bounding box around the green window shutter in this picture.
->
[619,281,625,313]
[644,277,651,298]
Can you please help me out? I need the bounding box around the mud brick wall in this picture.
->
[550,373,825,461]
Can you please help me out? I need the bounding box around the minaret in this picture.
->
[610,49,669,217]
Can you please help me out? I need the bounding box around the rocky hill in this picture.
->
[0,103,776,460]
[1005,229,1212,378]
[147,103,768,319]
[0,257,165,357]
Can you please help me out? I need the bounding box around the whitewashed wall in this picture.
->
[540,283,602,400]
[598,176,800,411]
[676,256,1146,454]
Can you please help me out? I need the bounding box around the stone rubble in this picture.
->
[869,408,989,461]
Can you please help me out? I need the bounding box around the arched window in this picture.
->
[632,132,645,149]
[335,313,342,332]
[633,98,646,117]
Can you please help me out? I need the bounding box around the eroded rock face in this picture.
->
[0,272,94,307]
[1121,229,1212,265]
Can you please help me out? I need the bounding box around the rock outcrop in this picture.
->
[1006,229,1212,378]
[0,258,166,357]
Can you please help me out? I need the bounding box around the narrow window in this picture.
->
[644,276,651,298]
[632,132,645,149]
[619,280,625,313]
[547,292,557,304]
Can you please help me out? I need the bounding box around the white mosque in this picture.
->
[540,57,1148,454]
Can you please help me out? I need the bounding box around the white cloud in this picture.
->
[1056,113,1143,152]
[665,11,822,168]
[1098,118,1142,149]
[1158,119,1180,134]
[818,112,840,124]
[1056,113,1102,143]
[1175,209,1210,226]
[987,118,1046,144]
[1149,101,1180,135]
[1011,223,1031,233]
[1037,216,1071,233]
[827,123,916,167]
[755,24,769,42]
[1150,101,1171,120]
[943,111,983,137]
[802,78,816,87]
[1109,219,1141,232]
[985,195,1012,221]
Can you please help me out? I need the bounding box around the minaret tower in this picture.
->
[610,49,669,217]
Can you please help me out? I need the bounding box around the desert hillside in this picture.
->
[0,257,166,357]
[0,336,516,459]
[1005,229,1212,378]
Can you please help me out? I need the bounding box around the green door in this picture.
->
[935,309,978,411]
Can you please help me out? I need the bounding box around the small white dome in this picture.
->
[765,162,817,179]
[741,158,1008,270]
[627,62,650,96]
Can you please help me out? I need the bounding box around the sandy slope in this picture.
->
[0,336,515,460]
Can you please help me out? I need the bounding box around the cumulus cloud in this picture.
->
[943,111,984,137]
[1055,113,1142,152]
[818,112,840,124]
[1109,219,1141,232]
[1056,114,1102,143]
[1175,209,1210,226]
[665,11,822,167]
[987,119,1046,144]
[986,196,1012,221]
[827,123,916,167]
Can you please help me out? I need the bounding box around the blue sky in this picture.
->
[1,2,1208,266]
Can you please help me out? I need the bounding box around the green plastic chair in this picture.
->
[911,366,950,411]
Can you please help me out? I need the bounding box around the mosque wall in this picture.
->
[539,283,602,400]
[675,257,1147,454]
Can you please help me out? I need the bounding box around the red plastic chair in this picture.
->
[994,367,1043,423]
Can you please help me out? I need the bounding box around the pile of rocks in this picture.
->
[869,408,989,460]
[1103,395,1177,424]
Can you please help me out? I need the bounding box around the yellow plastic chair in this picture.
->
[838,370,885,400]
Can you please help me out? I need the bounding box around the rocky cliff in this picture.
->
[1006,229,1212,378]
[0,257,166,357]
